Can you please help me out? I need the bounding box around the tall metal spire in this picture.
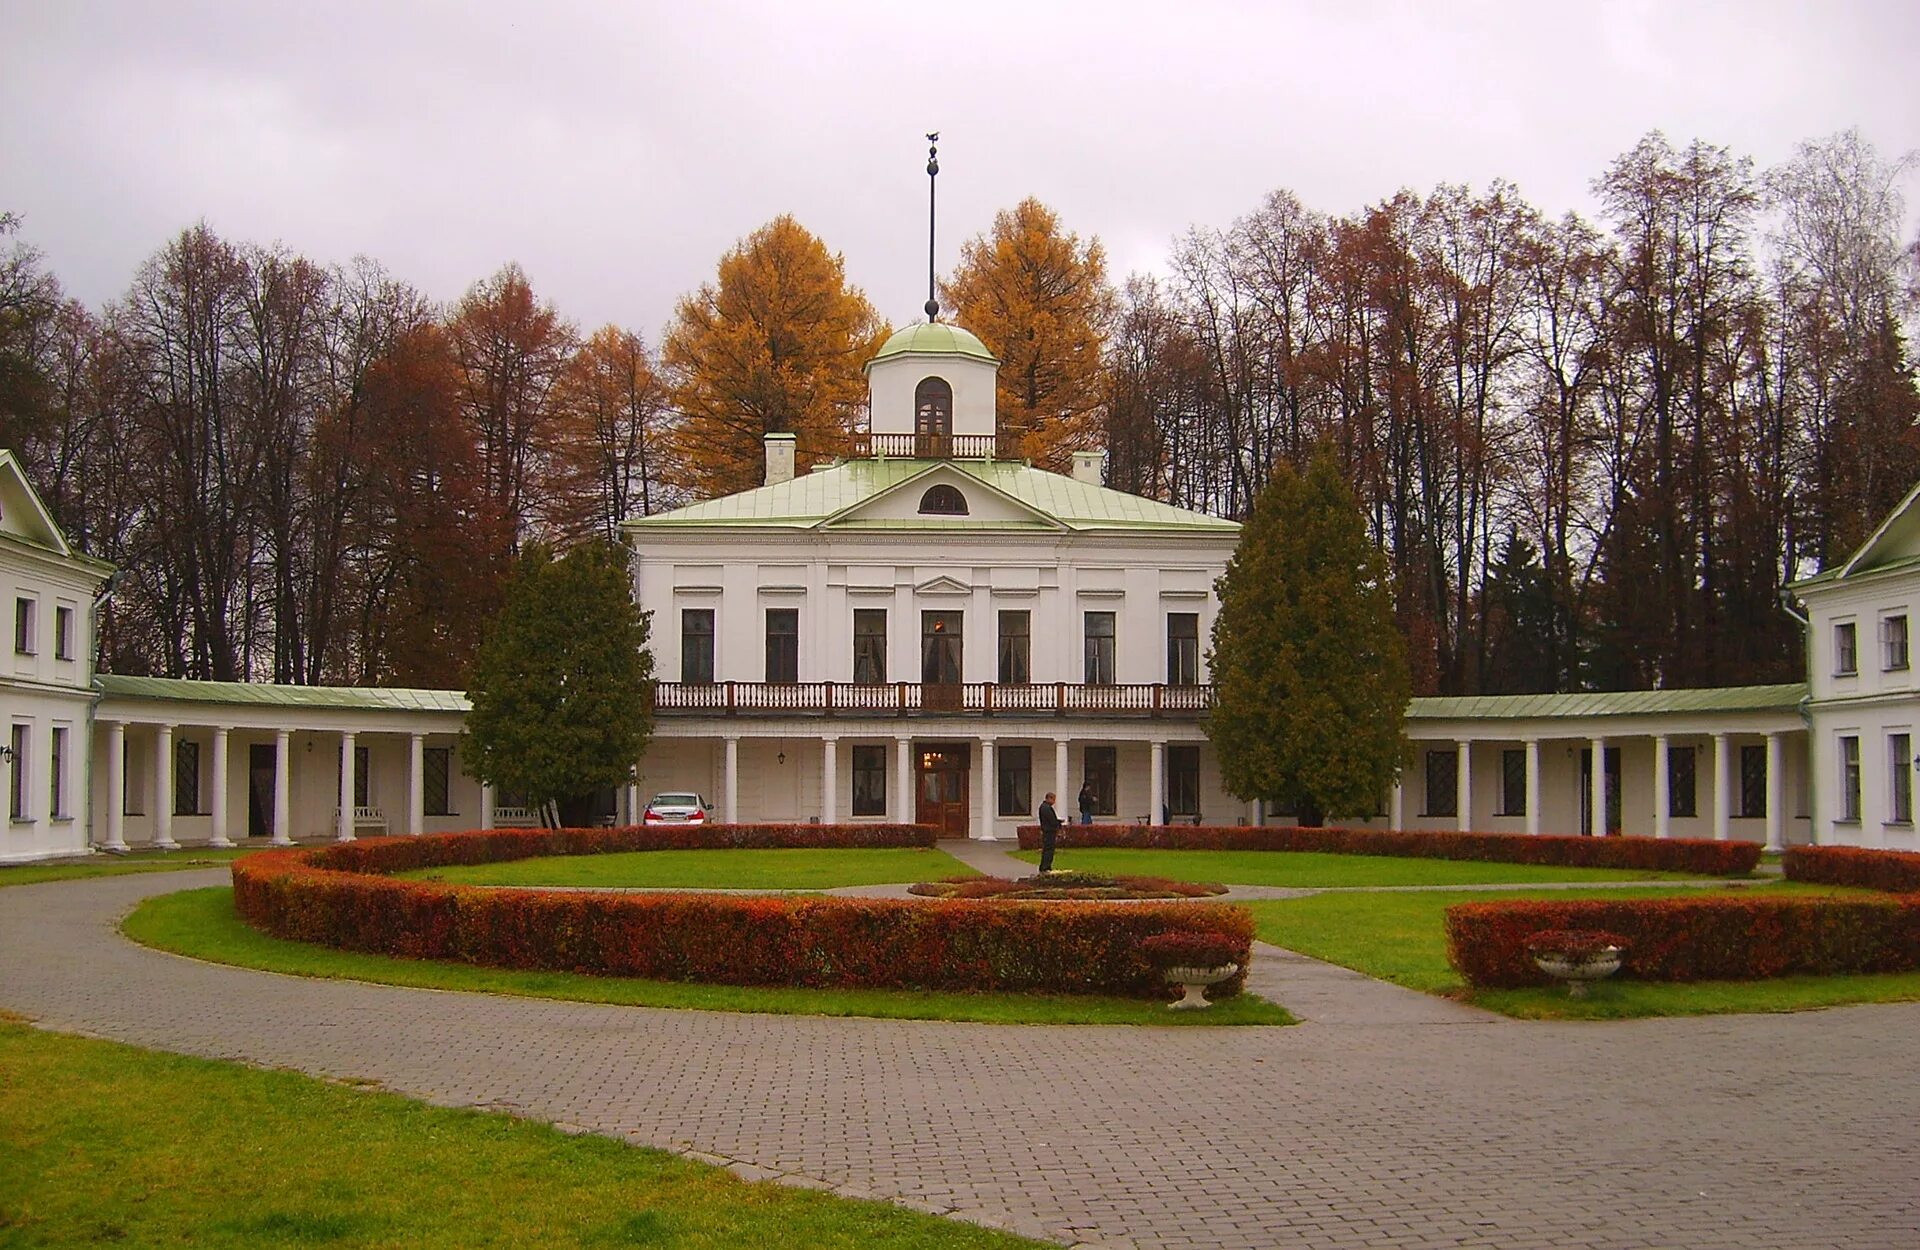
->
[924,132,940,322]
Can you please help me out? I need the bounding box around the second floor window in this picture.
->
[1885,615,1910,671]
[55,606,73,660]
[997,611,1029,683]
[853,609,887,683]
[922,611,962,685]
[681,609,715,684]
[14,598,33,655]
[1835,621,1858,675]
[765,609,799,683]
[1084,612,1116,685]
[1167,613,1199,685]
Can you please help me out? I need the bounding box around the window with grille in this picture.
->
[681,609,715,684]
[1739,745,1767,818]
[1424,749,1458,817]
[174,739,200,816]
[353,745,370,808]
[1669,745,1697,817]
[765,609,798,683]
[914,377,952,438]
[918,484,968,515]
[425,747,452,815]
[1499,749,1526,816]
[853,609,887,683]
[998,746,1032,817]
[997,611,1029,683]
[852,745,886,816]
[1168,745,1201,818]
[1167,613,1199,686]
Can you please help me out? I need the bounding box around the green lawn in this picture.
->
[1241,881,1920,1019]
[406,846,982,890]
[0,846,257,888]
[0,1019,1042,1249]
[1013,847,1713,887]
[125,888,1293,1027]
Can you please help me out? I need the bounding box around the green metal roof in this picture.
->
[98,674,470,713]
[1409,683,1808,720]
[866,322,999,370]
[626,458,1240,534]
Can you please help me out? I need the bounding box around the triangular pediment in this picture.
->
[914,574,973,596]
[1840,479,1920,579]
[0,449,74,557]
[817,462,1067,531]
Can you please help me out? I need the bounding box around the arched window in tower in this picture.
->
[914,376,953,455]
[918,484,969,516]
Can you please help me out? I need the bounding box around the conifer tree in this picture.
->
[461,540,653,826]
[1206,447,1410,825]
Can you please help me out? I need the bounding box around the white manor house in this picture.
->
[3,315,1916,864]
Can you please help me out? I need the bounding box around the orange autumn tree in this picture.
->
[663,217,887,498]
[941,198,1116,472]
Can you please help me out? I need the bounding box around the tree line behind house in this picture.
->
[0,128,1916,696]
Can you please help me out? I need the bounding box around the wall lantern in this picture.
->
[777,750,786,765]
[0,744,13,763]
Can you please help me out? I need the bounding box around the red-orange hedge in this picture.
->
[1016,823,1760,876]
[1784,845,1920,894]
[230,829,1254,998]
[1445,894,1920,987]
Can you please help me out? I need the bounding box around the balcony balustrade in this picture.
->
[846,432,1024,459]
[650,681,1211,718]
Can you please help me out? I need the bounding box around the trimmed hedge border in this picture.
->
[1784,845,1920,893]
[1445,894,1920,988]
[230,827,1254,998]
[1015,823,1761,876]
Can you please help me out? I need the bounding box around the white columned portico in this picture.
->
[336,732,356,842]
[407,732,425,835]
[153,724,178,850]
[1523,738,1542,836]
[1389,778,1404,830]
[724,736,741,824]
[821,737,838,824]
[103,720,127,851]
[1589,735,1607,837]
[1149,740,1165,828]
[895,736,913,824]
[207,727,233,847]
[1455,741,1472,833]
[977,738,996,839]
[1653,734,1671,839]
[1765,731,1786,852]
[480,783,496,830]
[1712,732,1731,841]
[271,730,292,845]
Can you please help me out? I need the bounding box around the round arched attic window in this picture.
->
[918,484,968,516]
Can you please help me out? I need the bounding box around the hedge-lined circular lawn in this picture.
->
[1012,848,1710,888]
[404,847,980,890]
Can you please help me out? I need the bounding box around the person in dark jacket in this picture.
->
[1037,792,1062,872]
[1077,781,1095,825]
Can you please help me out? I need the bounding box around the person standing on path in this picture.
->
[1077,781,1095,825]
[1037,792,1062,872]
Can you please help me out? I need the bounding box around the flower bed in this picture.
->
[230,829,1254,998]
[908,872,1227,900]
[1784,845,1920,894]
[1015,823,1760,876]
[1445,894,1920,988]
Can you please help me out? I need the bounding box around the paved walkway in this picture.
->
[3,869,1918,1248]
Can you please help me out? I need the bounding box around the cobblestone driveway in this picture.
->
[2,869,1916,1249]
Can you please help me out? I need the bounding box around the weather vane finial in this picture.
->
[925,132,940,322]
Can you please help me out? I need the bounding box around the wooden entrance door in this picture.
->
[915,743,970,838]
[247,744,275,838]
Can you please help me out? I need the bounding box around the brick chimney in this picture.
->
[1071,449,1105,486]
[764,433,796,486]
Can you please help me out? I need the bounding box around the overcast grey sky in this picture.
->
[4,0,1917,339]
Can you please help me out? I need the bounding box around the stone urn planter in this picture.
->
[1139,931,1247,1011]
[1525,929,1628,998]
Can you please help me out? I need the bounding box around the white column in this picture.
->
[1055,739,1070,809]
[207,727,233,847]
[1524,738,1542,836]
[1389,779,1404,830]
[895,736,913,823]
[271,730,292,846]
[820,737,838,824]
[1712,732,1731,842]
[407,732,425,835]
[103,720,127,851]
[1765,731,1786,853]
[976,738,997,839]
[1455,740,1472,833]
[1653,734,1671,839]
[1149,740,1166,827]
[723,736,740,824]
[1589,735,1607,837]
[480,782,496,830]
[336,732,356,842]
[153,725,178,850]
[626,779,641,827]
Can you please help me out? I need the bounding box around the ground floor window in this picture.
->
[50,726,68,819]
[174,739,200,815]
[1167,744,1200,818]
[1498,749,1525,816]
[851,745,887,816]
[425,747,452,815]
[1424,749,1457,817]
[1739,744,1767,818]
[1889,733,1912,824]
[1839,736,1861,823]
[998,745,1031,817]
[1669,744,1697,818]
[1083,746,1117,816]
[8,724,27,820]
[353,745,370,808]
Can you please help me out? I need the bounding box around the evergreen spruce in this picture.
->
[1206,447,1411,826]
[461,541,654,826]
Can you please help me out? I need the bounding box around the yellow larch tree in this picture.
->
[940,198,1116,472]
[662,216,887,499]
